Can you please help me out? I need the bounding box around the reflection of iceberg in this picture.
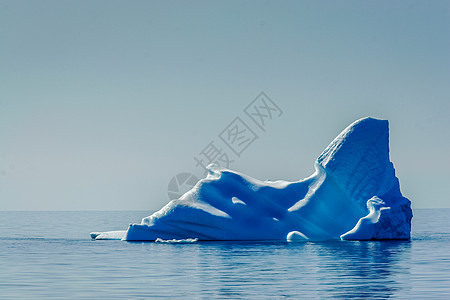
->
[314,240,411,298]
[91,117,412,241]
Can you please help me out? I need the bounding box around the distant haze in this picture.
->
[1,1,449,210]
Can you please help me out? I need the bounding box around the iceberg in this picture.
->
[92,117,412,242]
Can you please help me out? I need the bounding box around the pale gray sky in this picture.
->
[1,0,449,210]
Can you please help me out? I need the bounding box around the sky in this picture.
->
[1,0,449,210]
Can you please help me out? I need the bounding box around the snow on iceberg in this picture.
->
[91,117,412,242]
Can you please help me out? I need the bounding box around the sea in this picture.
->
[0,209,449,299]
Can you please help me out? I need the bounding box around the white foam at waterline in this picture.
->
[154,238,199,243]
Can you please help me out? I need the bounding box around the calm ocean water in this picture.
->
[0,209,449,299]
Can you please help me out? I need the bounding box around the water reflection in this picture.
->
[314,240,412,298]
[187,240,412,298]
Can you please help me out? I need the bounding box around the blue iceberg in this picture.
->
[91,117,412,241]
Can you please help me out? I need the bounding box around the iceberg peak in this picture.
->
[91,117,412,241]
[317,117,403,211]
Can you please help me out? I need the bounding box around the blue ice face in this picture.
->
[93,117,412,241]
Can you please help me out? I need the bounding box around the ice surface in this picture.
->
[91,117,412,241]
[90,230,126,240]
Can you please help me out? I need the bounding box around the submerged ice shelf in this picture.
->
[92,117,412,242]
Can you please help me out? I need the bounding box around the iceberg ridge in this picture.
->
[91,117,412,242]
